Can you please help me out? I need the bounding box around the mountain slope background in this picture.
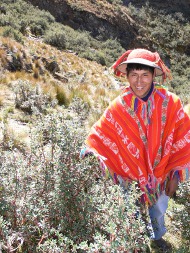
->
[0,0,190,252]
[1,0,190,104]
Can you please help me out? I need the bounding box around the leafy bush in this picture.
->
[2,26,24,44]
[67,31,91,53]
[0,99,150,252]
[13,80,57,114]
[44,26,67,49]
[170,181,190,251]
[100,39,125,66]
[106,0,123,5]
[0,0,55,36]
[78,38,125,66]
[80,50,106,65]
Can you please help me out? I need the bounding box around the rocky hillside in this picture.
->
[26,0,141,50]
[0,0,189,147]
[0,33,122,148]
[24,0,190,103]
[128,0,190,18]
[27,0,190,51]
[0,3,190,252]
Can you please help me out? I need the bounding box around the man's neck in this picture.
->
[141,83,154,102]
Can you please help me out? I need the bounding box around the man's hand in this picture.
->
[165,175,179,197]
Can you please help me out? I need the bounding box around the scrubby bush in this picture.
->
[0,0,55,36]
[79,38,125,66]
[171,181,190,251]
[106,0,123,4]
[44,26,67,49]
[67,31,91,53]
[0,99,150,252]
[2,26,24,44]
[100,39,125,66]
[13,80,57,114]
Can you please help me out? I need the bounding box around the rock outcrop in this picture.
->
[26,0,141,50]
[27,0,190,51]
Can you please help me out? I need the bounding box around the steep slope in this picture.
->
[127,0,190,19]
[26,0,141,50]
[27,0,190,51]
[0,34,121,146]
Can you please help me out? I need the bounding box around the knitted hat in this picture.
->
[112,49,172,82]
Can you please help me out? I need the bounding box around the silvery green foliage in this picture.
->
[1,100,148,252]
[14,80,57,115]
[0,98,190,252]
[172,181,190,248]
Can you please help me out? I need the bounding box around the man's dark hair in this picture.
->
[126,63,154,75]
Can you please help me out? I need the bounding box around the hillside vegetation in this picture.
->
[0,0,189,252]
[1,0,190,103]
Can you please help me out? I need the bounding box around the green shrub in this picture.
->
[80,50,106,65]
[80,39,125,66]
[100,39,125,66]
[106,0,123,4]
[2,26,24,43]
[170,181,190,251]
[0,99,150,252]
[0,0,55,36]
[67,31,90,53]
[44,24,90,52]
[13,80,57,114]
[44,26,67,49]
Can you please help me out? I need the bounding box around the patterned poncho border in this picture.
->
[85,84,190,206]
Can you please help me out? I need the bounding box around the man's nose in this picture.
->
[136,76,141,85]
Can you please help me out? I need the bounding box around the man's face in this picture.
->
[127,69,154,98]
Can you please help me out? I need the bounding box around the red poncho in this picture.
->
[85,84,190,205]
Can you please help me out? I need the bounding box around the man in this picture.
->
[81,49,190,251]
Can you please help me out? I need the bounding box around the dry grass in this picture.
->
[0,27,5,35]
[0,48,7,67]
[1,36,23,52]
[1,119,30,150]
[69,86,90,105]
[40,81,57,100]
[0,95,4,106]
[87,110,103,129]
[78,83,91,92]
[0,84,15,108]
[94,87,106,101]
[33,67,40,79]
[1,71,38,86]
[0,33,120,138]
[0,33,120,148]
[55,84,69,106]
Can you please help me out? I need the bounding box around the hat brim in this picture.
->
[117,58,163,76]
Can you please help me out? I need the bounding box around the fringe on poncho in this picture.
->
[84,84,190,206]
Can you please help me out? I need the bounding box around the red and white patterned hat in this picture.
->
[112,48,172,82]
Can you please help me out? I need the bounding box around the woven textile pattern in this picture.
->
[86,84,190,205]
